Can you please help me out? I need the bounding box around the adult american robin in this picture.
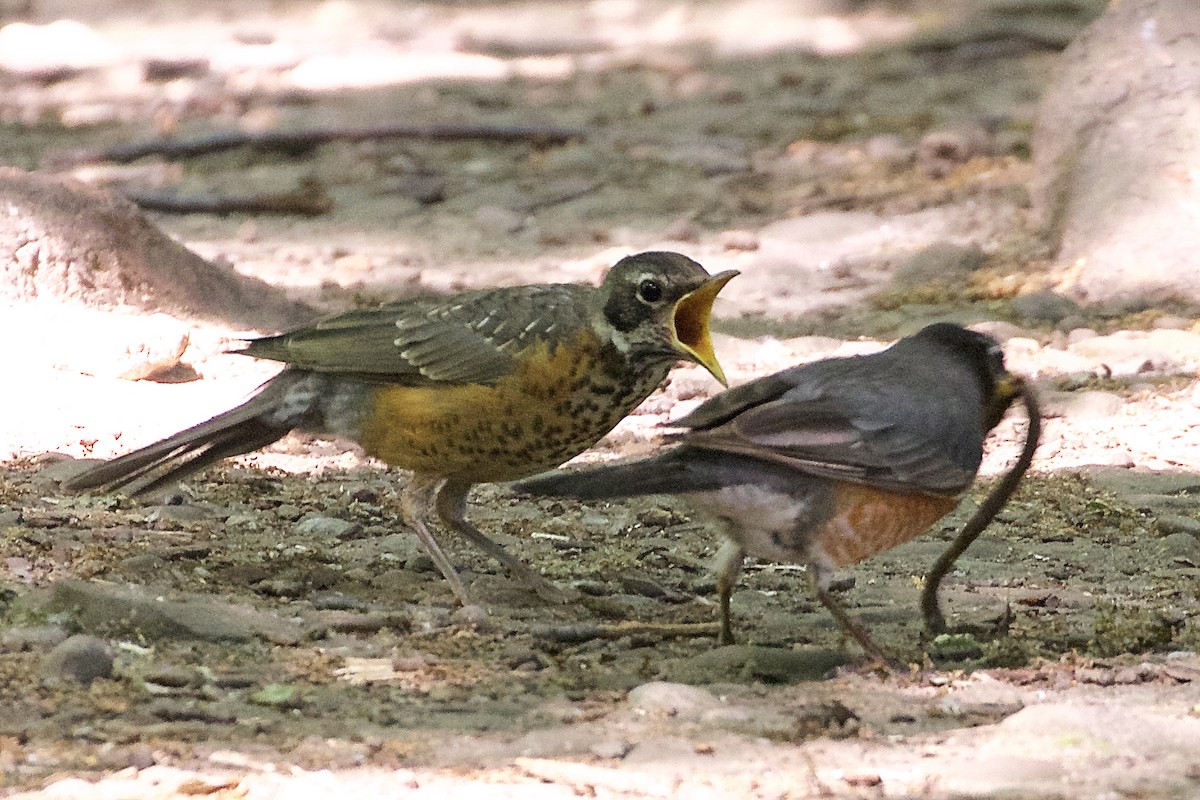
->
[516,322,1034,662]
[64,251,738,605]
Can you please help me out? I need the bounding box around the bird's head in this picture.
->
[598,252,738,385]
[911,322,1026,430]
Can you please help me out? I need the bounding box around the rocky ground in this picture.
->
[5,1,1200,798]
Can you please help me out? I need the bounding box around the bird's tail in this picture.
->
[514,448,719,501]
[63,372,311,497]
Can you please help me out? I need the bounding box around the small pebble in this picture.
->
[405,553,436,573]
[294,516,364,539]
[2,625,70,652]
[43,635,114,685]
[627,681,720,718]
[1011,290,1082,324]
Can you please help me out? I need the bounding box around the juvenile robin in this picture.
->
[65,251,738,605]
[516,323,1035,661]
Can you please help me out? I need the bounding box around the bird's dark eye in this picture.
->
[637,279,663,304]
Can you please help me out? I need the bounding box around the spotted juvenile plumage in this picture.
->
[65,252,737,605]
[516,323,1030,661]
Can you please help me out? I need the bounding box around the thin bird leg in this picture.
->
[809,566,901,670]
[401,474,470,605]
[435,479,577,604]
[713,540,746,645]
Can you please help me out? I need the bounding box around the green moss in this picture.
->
[1089,605,1177,658]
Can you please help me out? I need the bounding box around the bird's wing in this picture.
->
[240,284,589,385]
[679,355,985,495]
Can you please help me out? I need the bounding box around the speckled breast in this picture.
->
[355,331,671,483]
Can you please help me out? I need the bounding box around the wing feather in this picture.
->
[677,341,986,495]
[240,284,590,386]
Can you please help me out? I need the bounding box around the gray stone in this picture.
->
[294,516,363,539]
[1,624,70,652]
[618,571,675,599]
[1032,0,1200,304]
[1125,494,1200,514]
[1011,291,1081,324]
[47,580,302,644]
[627,681,720,718]
[1156,515,1200,537]
[1084,468,1200,499]
[42,634,113,685]
[1160,533,1200,561]
[0,167,306,329]
[36,457,97,487]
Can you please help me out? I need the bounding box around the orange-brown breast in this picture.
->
[812,483,959,568]
[355,330,669,484]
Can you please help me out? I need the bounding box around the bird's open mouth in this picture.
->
[671,269,738,386]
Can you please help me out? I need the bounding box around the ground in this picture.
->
[4,1,1200,798]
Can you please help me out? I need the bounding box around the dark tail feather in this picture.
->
[63,377,299,497]
[514,450,701,501]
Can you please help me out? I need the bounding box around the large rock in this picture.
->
[47,580,304,644]
[0,167,308,330]
[1031,0,1200,304]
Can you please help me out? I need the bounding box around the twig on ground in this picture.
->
[83,123,588,164]
[534,620,722,644]
[122,178,334,216]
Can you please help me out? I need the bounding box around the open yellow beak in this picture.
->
[670,269,738,386]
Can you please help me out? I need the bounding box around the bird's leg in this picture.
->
[808,564,901,670]
[434,479,577,604]
[401,474,470,605]
[713,540,745,645]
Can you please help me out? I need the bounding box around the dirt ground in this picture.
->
[5,1,1200,798]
